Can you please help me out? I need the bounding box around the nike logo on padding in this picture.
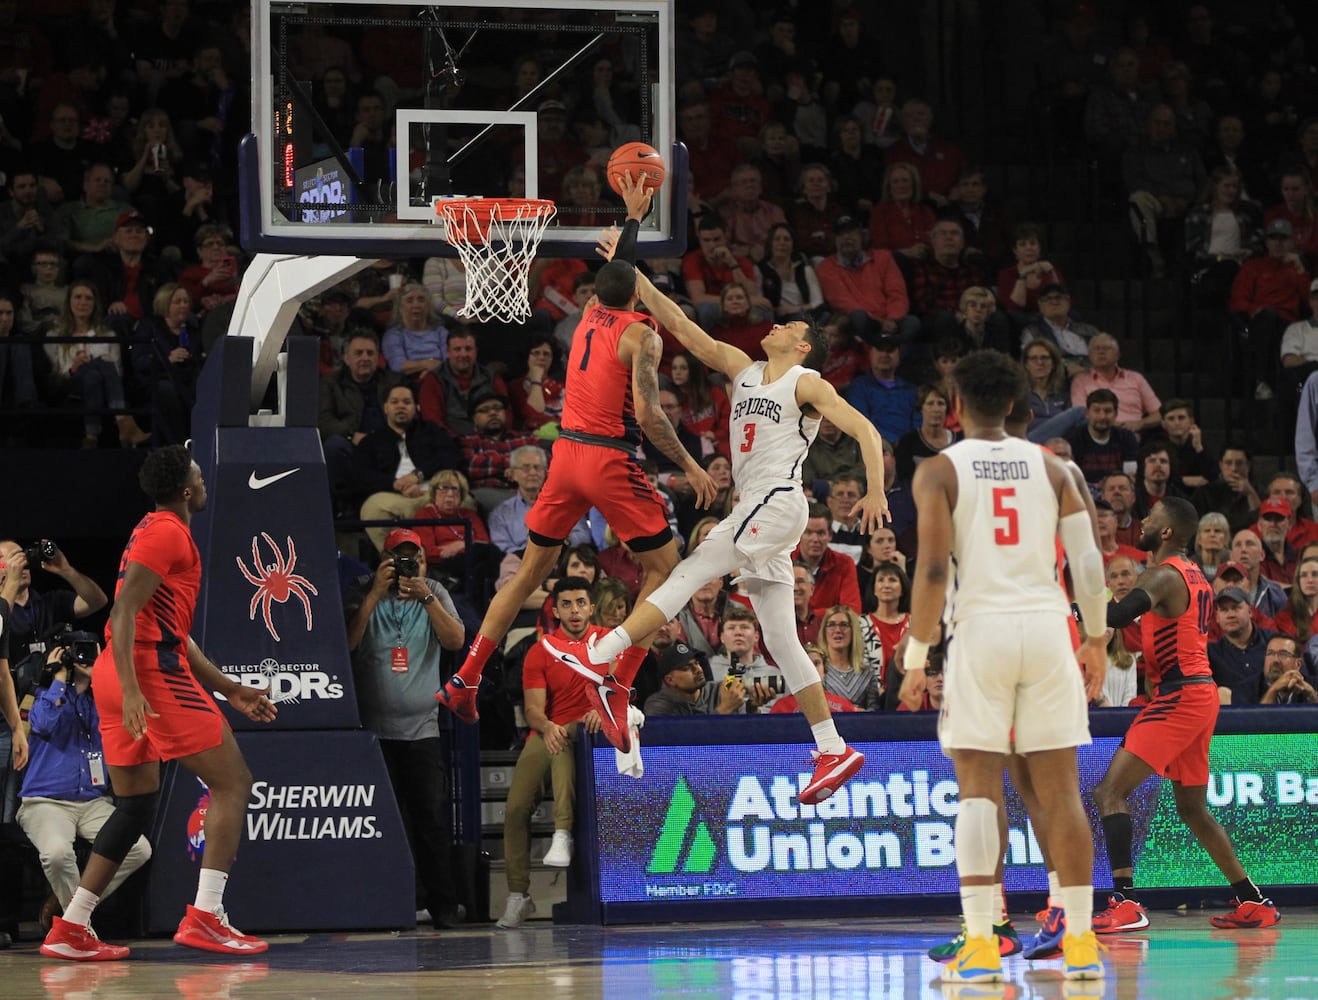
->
[248,469,299,489]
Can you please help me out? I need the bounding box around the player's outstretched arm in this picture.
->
[796,377,889,532]
[899,456,954,709]
[632,270,752,381]
[632,328,718,508]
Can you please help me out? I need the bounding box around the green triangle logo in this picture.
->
[647,777,717,875]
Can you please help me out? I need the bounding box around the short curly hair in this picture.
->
[139,445,193,502]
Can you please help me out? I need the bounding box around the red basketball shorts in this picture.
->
[1121,681,1219,786]
[526,438,671,546]
[93,646,228,767]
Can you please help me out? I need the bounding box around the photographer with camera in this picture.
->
[344,529,467,928]
[704,605,781,712]
[17,632,151,932]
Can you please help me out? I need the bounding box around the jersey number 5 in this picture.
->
[739,422,756,453]
[992,487,1019,545]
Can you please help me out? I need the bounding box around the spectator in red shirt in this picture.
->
[816,214,919,354]
[1264,169,1318,260]
[679,99,738,201]
[709,51,773,157]
[1255,497,1300,585]
[792,562,825,649]
[997,221,1065,315]
[1264,472,1318,551]
[792,502,862,612]
[669,351,730,458]
[868,161,935,264]
[790,162,850,261]
[883,99,966,204]
[1229,217,1312,396]
[1097,499,1147,568]
[681,215,766,329]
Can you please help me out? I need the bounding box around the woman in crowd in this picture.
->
[421,253,472,329]
[45,282,149,448]
[510,334,566,434]
[1270,558,1318,663]
[709,283,773,358]
[951,285,1011,356]
[756,223,824,323]
[858,560,910,709]
[590,578,631,631]
[558,165,615,229]
[1193,511,1232,580]
[120,108,185,229]
[177,224,240,320]
[820,605,881,711]
[313,66,358,148]
[997,222,1064,315]
[857,530,907,610]
[895,384,959,480]
[412,468,500,596]
[771,642,858,714]
[867,161,934,262]
[1023,338,1071,428]
[928,339,964,434]
[130,283,199,444]
[382,283,448,376]
[686,517,719,555]
[749,121,801,207]
[1184,166,1263,306]
[1097,628,1140,708]
[829,115,885,216]
[669,351,730,458]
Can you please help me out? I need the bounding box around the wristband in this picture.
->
[903,638,930,672]
[421,593,435,605]
[527,380,543,386]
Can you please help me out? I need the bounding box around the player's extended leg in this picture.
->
[1170,781,1280,928]
[1006,752,1065,962]
[941,748,1008,984]
[1091,747,1157,934]
[40,762,159,961]
[442,537,563,722]
[170,727,267,954]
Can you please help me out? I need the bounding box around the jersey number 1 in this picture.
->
[739,422,756,452]
[992,487,1019,545]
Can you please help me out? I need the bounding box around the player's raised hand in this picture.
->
[595,224,621,262]
[616,169,653,221]
[850,491,891,534]
[229,682,278,723]
[686,463,719,509]
[1078,635,1107,703]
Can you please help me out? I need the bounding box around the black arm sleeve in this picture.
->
[614,218,640,264]
[1107,588,1153,629]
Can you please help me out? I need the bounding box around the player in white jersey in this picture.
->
[899,350,1109,985]
[547,265,888,805]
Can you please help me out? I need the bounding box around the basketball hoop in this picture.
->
[436,197,557,324]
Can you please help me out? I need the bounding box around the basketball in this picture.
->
[606,142,666,195]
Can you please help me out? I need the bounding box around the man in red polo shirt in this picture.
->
[792,502,861,612]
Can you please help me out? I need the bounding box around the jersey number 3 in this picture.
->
[739,422,756,453]
[992,487,1019,545]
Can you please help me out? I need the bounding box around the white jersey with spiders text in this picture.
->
[728,362,821,499]
[943,436,1069,623]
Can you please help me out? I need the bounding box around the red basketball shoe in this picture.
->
[40,917,129,962]
[1209,898,1281,929]
[437,676,480,724]
[799,745,865,805]
[174,905,269,955]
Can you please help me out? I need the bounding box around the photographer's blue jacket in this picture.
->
[21,680,104,802]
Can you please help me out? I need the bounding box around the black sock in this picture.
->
[1113,874,1135,897]
[1231,877,1264,904]
[1100,812,1135,870]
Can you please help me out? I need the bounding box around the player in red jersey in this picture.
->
[41,447,278,962]
[440,177,716,750]
[1094,496,1280,932]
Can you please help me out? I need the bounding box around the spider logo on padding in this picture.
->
[236,533,318,642]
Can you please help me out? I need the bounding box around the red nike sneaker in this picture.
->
[1092,893,1150,934]
[437,676,479,724]
[39,917,130,961]
[174,905,269,955]
[584,674,632,753]
[799,745,865,805]
[1209,897,1281,929]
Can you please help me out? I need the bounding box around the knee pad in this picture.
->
[92,792,159,865]
[955,798,1001,878]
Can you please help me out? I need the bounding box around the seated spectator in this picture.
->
[1264,472,1318,551]
[853,75,902,151]
[926,340,965,433]
[756,222,824,323]
[859,559,910,705]
[909,217,991,332]
[0,295,38,414]
[18,638,151,934]
[1264,169,1318,260]
[382,283,448,378]
[1149,398,1216,489]
[534,544,603,631]
[1064,389,1139,484]
[1097,499,1147,567]
[0,169,66,265]
[1270,558,1318,657]
[1204,114,1271,207]
[551,273,596,354]
[1209,586,1276,705]
[1021,283,1098,376]
[895,384,959,480]
[1194,512,1232,580]
[1097,628,1140,708]
[307,287,376,376]
[597,529,643,607]
[643,640,744,717]
[771,642,858,715]
[880,437,917,544]
[708,284,773,359]
[497,577,605,929]
[673,452,732,540]
[1257,634,1318,705]
[1229,218,1311,397]
[792,503,861,612]
[1100,471,1143,547]
[56,163,129,258]
[1191,446,1262,535]
[1084,46,1153,168]
[74,209,177,331]
[867,161,935,264]
[802,414,864,494]
[318,333,403,503]
[1184,166,1262,307]
[354,384,461,552]
[858,531,908,609]
[45,282,149,449]
[509,334,565,435]
[884,99,965,205]
[709,51,773,158]
[945,286,1012,358]
[1123,104,1207,276]
[749,121,802,209]
[590,577,631,631]
[129,282,199,444]
[717,163,787,262]
[678,98,739,204]
[947,165,1011,264]
[1069,333,1162,435]
[489,445,589,556]
[819,605,881,710]
[644,389,705,492]
[529,258,589,334]
[816,214,919,354]
[895,641,946,712]
[412,469,499,596]
[844,338,917,444]
[556,165,612,229]
[682,214,767,330]
[677,576,724,659]
[818,325,869,392]
[459,392,541,513]
[31,105,97,206]
[417,329,509,437]
[177,224,239,320]
[704,605,779,710]
[18,244,70,334]
[1255,498,1299,586]
[1278,281,1318,400]
[1158,61,1213,153]
[790,162,849,262]
[1228,529,1288,620]
[669,351,730,459]
[1106,554,1144,658]
[118,108,186,233]
[790,563,825,649]
[422,254,473,333]
[1023,338,1072,429]
[829,115,885,216]
[998,222,1065,316]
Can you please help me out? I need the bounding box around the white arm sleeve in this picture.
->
[1059,509,1107,640]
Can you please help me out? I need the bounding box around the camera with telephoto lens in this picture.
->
[24,538,59,566]
[393,555,419,579]
[37,628,101,688]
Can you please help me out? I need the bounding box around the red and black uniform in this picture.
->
[526,303,672,549]
[1122,556,1219,785]
[94,511,226,766]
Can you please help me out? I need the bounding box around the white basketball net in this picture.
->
[437,198,557,324]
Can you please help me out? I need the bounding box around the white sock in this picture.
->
[994,882,1007,923]
[1058,885,1093,935]
[62,887,99,927]
[961,884,996,941]
[592,626,631,663]
[1048,870,1061,908]
[810,719,845,756]
[194,868,229,912]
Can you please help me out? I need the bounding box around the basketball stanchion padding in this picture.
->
[436,197,557,323]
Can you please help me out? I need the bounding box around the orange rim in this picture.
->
[437,197,556,244]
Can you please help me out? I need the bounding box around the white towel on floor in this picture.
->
[615,706,645,778]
